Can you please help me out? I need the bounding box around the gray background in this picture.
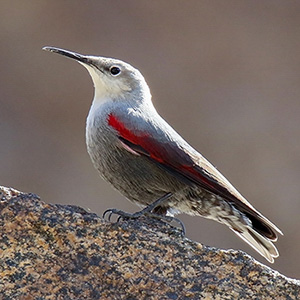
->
[1,1,299,278]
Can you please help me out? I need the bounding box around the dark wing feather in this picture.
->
[110,114,282,240]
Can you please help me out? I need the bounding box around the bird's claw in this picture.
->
[102,209,114,221]
[145,213,186,236]
[103,208,186,236]
[102,208,139,222]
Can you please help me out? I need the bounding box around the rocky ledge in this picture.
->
[0,186,299,299]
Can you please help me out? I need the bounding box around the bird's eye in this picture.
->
[110,66,121,76]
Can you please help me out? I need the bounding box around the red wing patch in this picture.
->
[107,114,279,240]
[108,113,148,147]
[108,113,165,163]
[108,113,214,188]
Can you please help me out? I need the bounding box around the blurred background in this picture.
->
[0,1,299,278]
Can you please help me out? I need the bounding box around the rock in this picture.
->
[0,186,299,299]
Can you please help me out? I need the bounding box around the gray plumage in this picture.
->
[43,46,283,263]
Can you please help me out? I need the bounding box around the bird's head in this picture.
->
[43,47,151,106]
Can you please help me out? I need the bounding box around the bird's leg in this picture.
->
[145,213,186,236]
[134,192,173,217]
[103,192,172,220]
[103,192,186,235]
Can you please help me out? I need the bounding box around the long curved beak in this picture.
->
[42,46,91,65]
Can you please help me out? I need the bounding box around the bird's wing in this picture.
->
[108,113,281,240]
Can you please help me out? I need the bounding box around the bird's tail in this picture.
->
[230,223,281,263]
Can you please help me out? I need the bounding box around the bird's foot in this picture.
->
[103,208,141,221]
[103,192,185,236]
[145,212,186,236]
[102,208,186,236]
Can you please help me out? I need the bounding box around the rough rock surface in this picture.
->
[0,186,299,299]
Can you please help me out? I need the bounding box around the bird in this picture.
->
[43,46,282,263]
